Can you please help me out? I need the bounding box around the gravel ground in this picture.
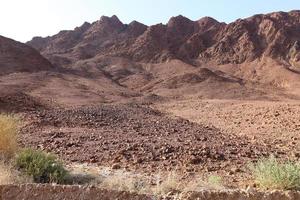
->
[18,103,282,187]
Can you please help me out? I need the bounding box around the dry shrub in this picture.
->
[0,114,19,159]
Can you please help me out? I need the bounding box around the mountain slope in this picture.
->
[0,36,53,75]
[198,11,300,67]
[0,35,138,108]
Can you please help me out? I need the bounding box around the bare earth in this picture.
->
[156,99,300,183]
[156,99,300,146]
[11,97,298,188]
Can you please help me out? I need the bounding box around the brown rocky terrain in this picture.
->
[31,11,300,66]
[26,11,300,100]
[4,11,300,106]
[27,11,300,69]
[19,103,282,186]
[0,10,300,190]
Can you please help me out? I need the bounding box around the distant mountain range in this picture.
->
[1,11,300,107]
[27,11,300,68]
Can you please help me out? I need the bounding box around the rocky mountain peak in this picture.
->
[126,21,148,37]
[99,15,124,28]
[197,17,221,27]
[167,15,193,27]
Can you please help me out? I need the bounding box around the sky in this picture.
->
[1,0,300,42]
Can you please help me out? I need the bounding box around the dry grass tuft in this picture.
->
[0,162,14,184]
[152,172,183,196]
[0,161,29,185]
[207,175,223,188]
[68,166,226,197]
[100,172,150,194]
[183,175,224,192]
[0,114,19,159]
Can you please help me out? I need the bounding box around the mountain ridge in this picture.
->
[1,11,300,108]
[27,10,300,67]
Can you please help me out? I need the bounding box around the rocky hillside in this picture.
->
[25,11,300,100]
[28,11,300,70]
[0,36,53,75]
[199,11,300,65]
[1,11,299,106]
[27,15,223,65]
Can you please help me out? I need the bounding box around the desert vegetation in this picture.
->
[0,162,15,184]
[0,114,18,159]
[0,114,68,184]
[80,169,225,197]
[16,149,68,183]
[251,156,300,190]
[0,114,19,184]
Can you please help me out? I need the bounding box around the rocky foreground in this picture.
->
[17,102,290,187]
[1,184,300,200]
[0,10,299,192]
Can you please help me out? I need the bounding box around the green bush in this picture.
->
[16,149,68,183]
[250,156,300,190]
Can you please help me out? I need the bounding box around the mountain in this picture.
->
[198,11,300,65]
[27,15,148,66]
[27,15,223,65]
[26,11,300,100]
[27,11,300,68]
[1,11,299,109]
[0,36,53,75]
[0,35,135,108]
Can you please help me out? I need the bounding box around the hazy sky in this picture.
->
[1,0,300,42]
